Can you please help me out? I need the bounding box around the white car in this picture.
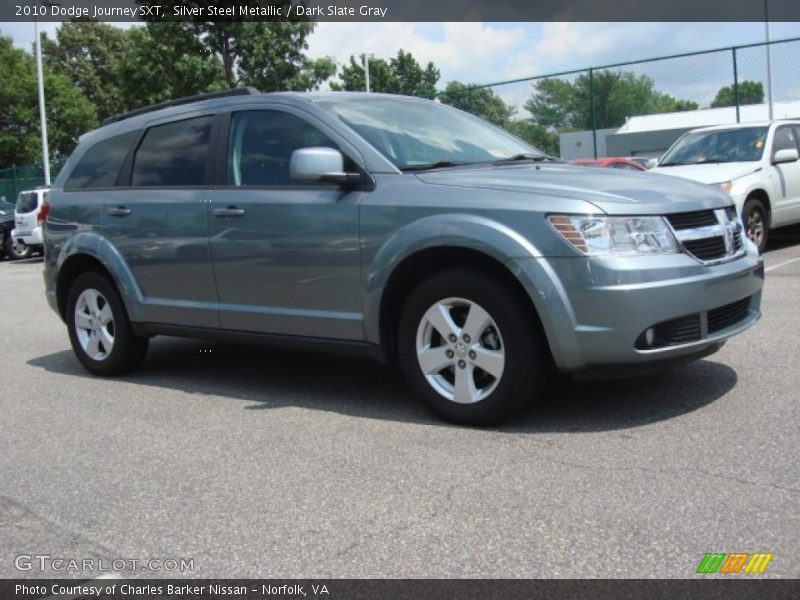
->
[651,120,800,252]
[11,188,49,259]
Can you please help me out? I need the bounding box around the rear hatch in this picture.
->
[14,191,39,235]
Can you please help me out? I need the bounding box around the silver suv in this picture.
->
[43,90,764,424]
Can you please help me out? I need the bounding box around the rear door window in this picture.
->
[131,116,213,187]
[64,131,138,190]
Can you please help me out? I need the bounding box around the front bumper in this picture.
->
[511,246,764,373]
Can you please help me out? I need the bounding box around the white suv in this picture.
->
[11,188,49,259]
[651,121,800,252]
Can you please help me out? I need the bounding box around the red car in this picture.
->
[571,157,648,171]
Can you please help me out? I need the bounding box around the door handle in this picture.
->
[212,206,245,217]
[107,206,131,217]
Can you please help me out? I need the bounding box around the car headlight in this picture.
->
[547,215,680,256]
[715,181,732,193]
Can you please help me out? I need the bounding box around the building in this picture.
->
[560,100,800,160]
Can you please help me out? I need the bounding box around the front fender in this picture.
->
[362,214,574,354]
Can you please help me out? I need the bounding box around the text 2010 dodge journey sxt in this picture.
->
[43,89,763,424]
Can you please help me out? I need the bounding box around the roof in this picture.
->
[616,100,800,134]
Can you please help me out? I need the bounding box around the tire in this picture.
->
[742,197,768,253]
[8,237,31,260]
[66,271,148,376]
[397,268,551,426]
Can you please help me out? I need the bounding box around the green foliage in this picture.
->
[331,50,440,96]
[0,35,96,168]
[138,2,333,92]
[507,120,560,156]
[439,81,515,126]
[526,70,698,131]
[42,21,130,122]
[116,23,227,109]
[236,23,336,91]
[711,80,765,108]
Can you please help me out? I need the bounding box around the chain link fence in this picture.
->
[428,37,800,160]
[0,159,65,203]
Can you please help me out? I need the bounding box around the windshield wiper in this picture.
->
[694,158,735,164]
[494,153,561,164]
[399,160,475,171]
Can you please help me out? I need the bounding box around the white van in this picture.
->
[11,188,49,259]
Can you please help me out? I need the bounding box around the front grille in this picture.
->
[733,230,743,251]
[708,297,750,333]
[666,210,718,230]
[656,314,702,345]
[683,236,726,261]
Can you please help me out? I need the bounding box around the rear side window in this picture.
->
[16,192,37,213]
[132,116,212,187]
[64,131,137,190]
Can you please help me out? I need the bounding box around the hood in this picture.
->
[416,163,733,215]
[650,161,761,184]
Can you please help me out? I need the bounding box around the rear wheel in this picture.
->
[398,268,551,425]
[8,237,31,260]
[66,271,148,376]
[742,197,768,253]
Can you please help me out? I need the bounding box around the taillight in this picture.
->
[38,201,50,226]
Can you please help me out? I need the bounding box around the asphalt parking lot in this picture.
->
[1,229,799,580]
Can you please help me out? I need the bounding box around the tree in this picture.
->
[0,36,96,168]
[115,23,227,109]
[236,23,336,91]
[711,80,764,108]
[525,70,698,131]
[331,50,440,96]
[439,81,515,126]
[138,2,333,92]
[42,21,130,122]
[507,120,560,156]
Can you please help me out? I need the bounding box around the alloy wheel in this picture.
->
[415,297,505,404]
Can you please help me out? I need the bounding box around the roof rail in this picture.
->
[100,87,260,127]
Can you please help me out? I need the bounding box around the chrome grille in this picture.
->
[683,237,726,261]
[666,210,718,230]
[666,206,744,264]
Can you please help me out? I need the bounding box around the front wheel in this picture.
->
[742,198,768,253]
[66,271,149,376]
[397,268,551,425]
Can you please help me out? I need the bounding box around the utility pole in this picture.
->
[34,14,50,186]
[764,0,774,120]
[363,53,371,93]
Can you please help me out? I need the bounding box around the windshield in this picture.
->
[317,97,542,170]
[659,127,768,166]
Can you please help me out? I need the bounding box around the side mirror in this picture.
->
[773,148,799,164]
[289,147,361,186]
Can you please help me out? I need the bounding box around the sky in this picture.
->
[2,21,799,106]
